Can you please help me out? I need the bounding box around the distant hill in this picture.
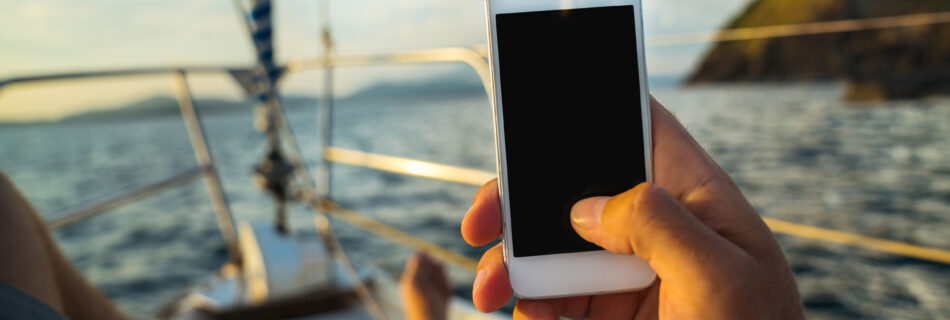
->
[44,74,484,124]
[59,96,252,123]
[343,72,485,101]
[688,0,950,100]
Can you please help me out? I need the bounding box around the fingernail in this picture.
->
[571,197,608,228]
[473,269,488,294]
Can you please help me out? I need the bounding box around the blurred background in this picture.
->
[1,0,949,319]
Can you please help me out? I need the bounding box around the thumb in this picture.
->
[570,183,736,280]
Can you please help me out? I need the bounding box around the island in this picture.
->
[687,0,950,101]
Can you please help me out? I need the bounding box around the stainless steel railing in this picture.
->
[172,70,241,262]
[315,147,950,266]
[646,10,950,47]
[1,67,243,261]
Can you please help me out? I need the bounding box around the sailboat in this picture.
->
[3,0,501,319]
[2,1,949,318]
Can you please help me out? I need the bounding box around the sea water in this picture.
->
[1,82,949,319]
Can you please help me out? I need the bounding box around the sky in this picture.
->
[0,0,752,122]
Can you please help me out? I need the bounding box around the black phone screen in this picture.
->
[496,5,646,257]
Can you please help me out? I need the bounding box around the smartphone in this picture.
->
[486,0,656,298]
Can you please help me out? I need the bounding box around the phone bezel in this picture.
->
[486,0,657,299]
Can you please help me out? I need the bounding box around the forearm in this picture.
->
[0,170,127,320]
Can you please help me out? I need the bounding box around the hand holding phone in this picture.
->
[462,99,805,319]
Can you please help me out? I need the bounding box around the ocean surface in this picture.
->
[2,82,949,319]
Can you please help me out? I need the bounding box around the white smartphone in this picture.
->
[486,0,656,299]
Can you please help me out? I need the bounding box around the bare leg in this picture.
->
[0,171,126,320]
[400,252,451,320]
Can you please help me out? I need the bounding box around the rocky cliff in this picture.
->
[687,0,950,100]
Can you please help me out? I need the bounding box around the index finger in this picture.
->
[649,97,774,253]
[462,178,503,246]
[649,96,738,198]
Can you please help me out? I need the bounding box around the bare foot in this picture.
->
[400,253,451,320]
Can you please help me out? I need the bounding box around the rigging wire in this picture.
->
[647,10,950,47]
[318,147,950,267]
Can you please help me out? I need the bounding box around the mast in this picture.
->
[316,0,334,203]
[241,0,295,234]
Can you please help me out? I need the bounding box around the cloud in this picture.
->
[0,0,251,77]
[274,0,488,96]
